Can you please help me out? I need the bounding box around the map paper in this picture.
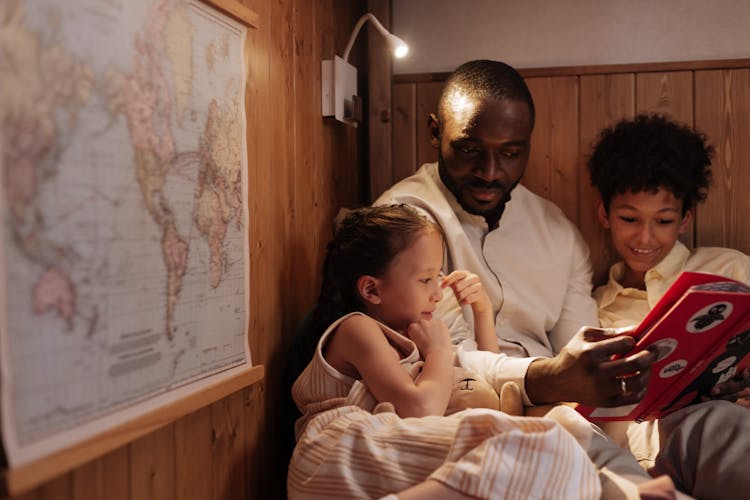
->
[0,0,250,466]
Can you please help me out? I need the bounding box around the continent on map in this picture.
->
[1,0,93,328]
[32,267,76,329]
[120,0,187,340]
[195,95,243,288]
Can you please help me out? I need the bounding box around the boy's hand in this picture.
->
[703,368,750,409]
[441,270,491,314]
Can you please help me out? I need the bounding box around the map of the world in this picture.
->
[0,0,249,465]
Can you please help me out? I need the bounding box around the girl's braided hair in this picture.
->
[311,204,442,338]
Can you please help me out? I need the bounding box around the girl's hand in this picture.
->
[441,270,491,314]
[406,318,452,359]
[440,270,499,353]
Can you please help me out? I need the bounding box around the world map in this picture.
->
[0,0,249,465]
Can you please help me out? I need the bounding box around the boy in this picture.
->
[588,114,750,485]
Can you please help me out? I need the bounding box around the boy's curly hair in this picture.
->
[587,114,714,214]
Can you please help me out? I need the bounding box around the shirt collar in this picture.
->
[598,240,691,309]
[598,261,627,309]
[648,240,690,282]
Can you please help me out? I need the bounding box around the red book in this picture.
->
[576,271,750,422]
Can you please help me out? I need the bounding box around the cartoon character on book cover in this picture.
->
[661,328,750,412]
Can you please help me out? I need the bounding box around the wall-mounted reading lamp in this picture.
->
[321,13,409,126]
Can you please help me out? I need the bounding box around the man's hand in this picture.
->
[525,326,657,407]
[702,368,750,409]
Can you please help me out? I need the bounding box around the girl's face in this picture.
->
[374,230,444,332]
[598,187,691,288]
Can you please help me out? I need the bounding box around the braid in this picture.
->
[311,238,349,339]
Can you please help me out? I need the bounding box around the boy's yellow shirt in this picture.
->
[595,241,750,328]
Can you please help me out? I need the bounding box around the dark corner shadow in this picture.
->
[242,242,322,499]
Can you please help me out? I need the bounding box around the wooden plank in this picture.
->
[695,69,750,254]
[289,0,318,322]
[241,0,266,365]
[38,474,71,500]
[394,58,750,83]
[270,0,295,334]
[331,0,366,209]
[579,73,635,286]
[211,391,246,499]
[3,365,264,496]
[71,448,130,500]
[201,0,260,28]
[129,425,175,500]
[367,0,393,202]
[240,2,275,498]
[174,406,213,500]
[636,71,693,122]
[636,71,695,248]
[71,460,100,500]
[242,383,264,498]
[525,76,580,225]
[100,447,129,500]
[392,83,417,182]
[312,0,336,292]
[415,81,443,168]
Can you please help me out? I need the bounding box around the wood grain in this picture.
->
[695,69,750,253]
[579,73,635,286]
[392,83,417,183]
[3,365,264,496]
[415,81,443,168]
[636,71,695,248]
[367,0,394,201]
[525,76,580,225]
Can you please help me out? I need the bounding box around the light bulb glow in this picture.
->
[343,13,409,62]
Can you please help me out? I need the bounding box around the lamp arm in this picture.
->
[342,13,390,62]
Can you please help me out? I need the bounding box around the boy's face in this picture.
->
[598,188,691,280]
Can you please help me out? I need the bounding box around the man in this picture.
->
[376,60,652,408]
[375,59,748,500]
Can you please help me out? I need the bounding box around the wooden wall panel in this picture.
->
[129,426,175,500]
[368,0,394,201]
[415,81,443,168]
[636,71,695,248]
[174,407,213,500]
[525,76,580,225]
[211,392,246,498]
[6,1,368,499]
[388,61,750,290]
[578,74,635,286]
[636,71,693,122]
[695,69,750,253]
[392,83,417,185]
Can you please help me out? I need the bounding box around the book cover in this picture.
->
[577,271,750,422]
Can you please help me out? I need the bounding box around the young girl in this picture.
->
[287,204,600,500]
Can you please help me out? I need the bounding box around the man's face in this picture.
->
[434,96,532,220]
